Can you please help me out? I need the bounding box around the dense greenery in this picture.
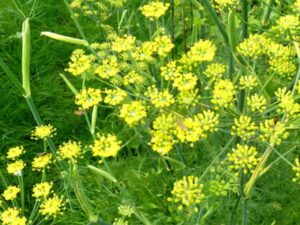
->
[0,0,300,224]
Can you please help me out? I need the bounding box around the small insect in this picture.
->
[74,110,84,116]
[176,119,188,130]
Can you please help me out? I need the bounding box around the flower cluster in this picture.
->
[259,119,289,146]
[168,176,205,212]
[140,1,170,20]
[75,88,102,110]
[292,157,300,184]
[58,141,81,161]
[91,133,122,158]
[31,124,56,140]
[228,144,260,174]
[0,208,27,225]
[231,115,257,140]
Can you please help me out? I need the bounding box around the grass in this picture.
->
[1,0,300,224]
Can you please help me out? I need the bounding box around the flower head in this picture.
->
[6,146,25,160]
[145,86,175,108]
[58,141,81,160]
[168,176,205,211]
[231,115,257,140]
[39,195,65,218]
[259,119,289,146]
[104,88,128,106]
[7,160,25,175]
[204,63,226,81]
[292,157,300,184]
[140,1,170,20]
[211,79,235,108]
[32,153,52,171]
[31,124,56,140]
[75,88,102,110]
[2,186,20,201]
[65,49,93,76]
[228,144,260,174]
[91,133,122,158]
[119,101,147,126]
[32,182,53,198]
[247,94,267,113]
[0,208,26,225]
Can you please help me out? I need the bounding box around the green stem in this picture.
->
[22,18,31,98]
[17,176,25,212]
[262,0,275,26]
[190,0,229,45]
[71,161,98,223]
[242,199,248,225]
[0,56,24,94]
[90,105,98,139]
[241,0,248,40]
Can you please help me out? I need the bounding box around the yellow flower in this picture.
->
[0,208,26,225]
[104,88,128,106]
[7,146,25,160]
[153,35,174,57]
[172,73,198,91]
[111,34,136,52]
[184,39,216,64]
[140,1,170,20]
[231,115,257,140]
[132,41,156,63]
[175,117,204,143]
[65,49,93,76]
[237,34,269,58]
[118,204,135,217]
[275,87,300,117]
[39,195,64,217]
[168,176,205,211]
[32,153,52,171]
[215,0,237,8]
[292,157,300,184]
[32,182,53,198]
[2,186,20,201]
[247,94,267,113]
[204,63,226,81]
[150,131,175,155]
[276,15,300,35]
[239,75,258,90]
[160,61,182,81]
[58,141,81,160]
[294,0,300,12]
[7,160,25,175]
[177,89,201,107]
[145,86,175,108]
[259,119,289,146]
[91,133,122,158]
[75,88,102,110]
[119,101,147,126]
[211,79,235,108]
[31,124,56,140]
[228,144,260,174]
[196,110,220,133]
[150,114,177,155]
[268,58,296,78]
[123,71,145,86]
[95,56,120,79]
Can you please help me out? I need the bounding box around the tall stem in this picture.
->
[241,0,248,40]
